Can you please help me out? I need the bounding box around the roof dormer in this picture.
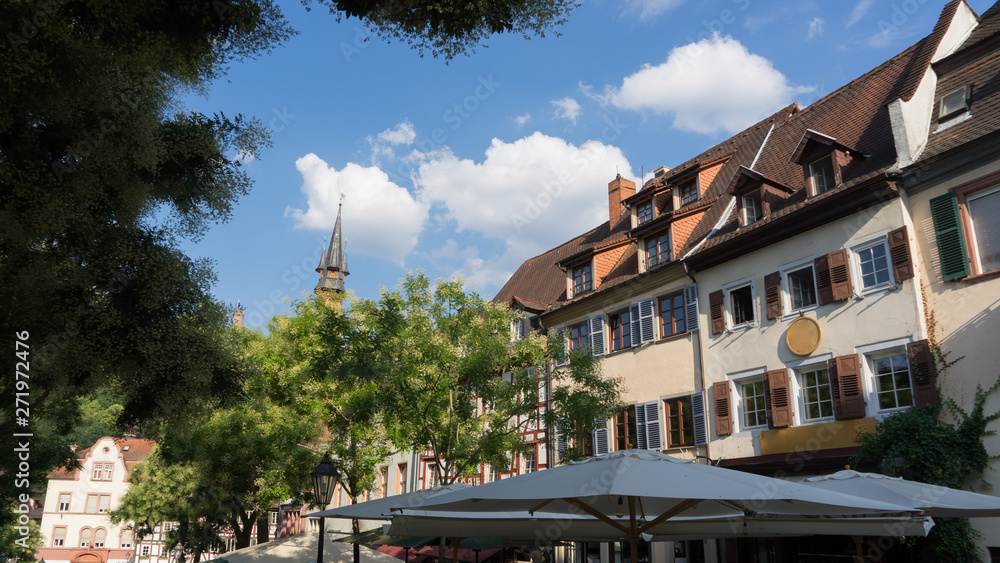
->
[791,130,864,197]
[727,166,795,228]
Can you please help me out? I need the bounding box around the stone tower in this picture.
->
[314,202,349,308]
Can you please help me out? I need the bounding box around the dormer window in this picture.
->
[809,155,836,195]
[939,85,969,121]
[636,201,653,225]
[678,179,698,206]
[742,190,762,224]
[572,263,592,295]
[645,231,670,269]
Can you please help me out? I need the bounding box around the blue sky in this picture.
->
[180,0,993,328]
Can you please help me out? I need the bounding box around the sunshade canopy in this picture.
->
[310,484,470,520]
[804,470,1000,517]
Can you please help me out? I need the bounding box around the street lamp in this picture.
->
[310,454,340,563]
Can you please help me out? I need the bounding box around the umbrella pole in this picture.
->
[627,497,639,563]
[450,538,459,563]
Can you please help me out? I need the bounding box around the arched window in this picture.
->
[80,528,92,548]
[93,528,107,548]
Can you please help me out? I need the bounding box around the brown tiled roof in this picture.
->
[920,2,1000,161]
[898,1,964,102]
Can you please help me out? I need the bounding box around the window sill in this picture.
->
[727,322,756,333]
[961,269,1000,285]
[658,330,692,342]
[780,305,818,321]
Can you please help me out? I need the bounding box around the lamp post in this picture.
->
[310,454,340,563]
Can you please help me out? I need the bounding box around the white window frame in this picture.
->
[779,256,819,316]
[848,230,895,294]
[722,277,757,330]
[727,368,767,433]
[742,190,762,225]
[794,362,836,425]
[58,492,71,512]
[856,338,915,417]
[809,155,835,195]
[966,184,1000,275]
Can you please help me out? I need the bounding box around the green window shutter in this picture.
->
[930,192,970,281]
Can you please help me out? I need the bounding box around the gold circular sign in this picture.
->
[786,316,822,356]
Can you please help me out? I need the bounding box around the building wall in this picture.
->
[694,199,926,462]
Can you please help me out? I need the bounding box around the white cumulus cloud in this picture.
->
[605,35,813,134]
[514,113,532,126]
[552,97,582,124]
[376,120,417,145]
[808,17,825,39]
[286,153,429,265]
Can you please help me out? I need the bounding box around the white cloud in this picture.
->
[604,35,814,134]
[514,113,532,126]
[551,97,582,124]
[619,0,686,22]
[413,132,635,263]
[286,153,429,265]
[376,120,417,145]
[847,0,874,28]
[808,17,825,39]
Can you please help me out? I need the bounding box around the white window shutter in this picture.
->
[630,303,641,347]
[684,283,700,333]
[691,392,708,446]
[638,298,655,343]
[642,401,662,450]
[589,316,606,356]
[593,420,610,455]
[554,328,568,367]
[554,427,570,462]
[634,404,648,450]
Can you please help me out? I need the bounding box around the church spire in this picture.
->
[315,199,349,306]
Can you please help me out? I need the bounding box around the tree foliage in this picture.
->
[307,0,578,59]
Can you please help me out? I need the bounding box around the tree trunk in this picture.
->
[231,505,256,549]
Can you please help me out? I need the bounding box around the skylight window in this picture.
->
[939,85,969,121]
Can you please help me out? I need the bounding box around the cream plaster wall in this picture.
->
[693,199,926,462]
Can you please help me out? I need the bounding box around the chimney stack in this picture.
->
[608,174,636,228]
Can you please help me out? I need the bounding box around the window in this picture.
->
[939,85,969,121]
[740,379,768,429]
[664,397,693,448]
[98,495,110,513]
[636,201,653,225]
[678,179,698,205]
[510,318,525,341]
[489,466,499,482]
[93,529,106,548]
[786,265,817,310]
[379,467,388,498]
[397,463,407,494]
[121,530,133,549]
[269,511,278,525]
[85,494,99,514]
[613,405,638,451]
[572,263,592,295]
[569,321,589,351]
[53,527,66,547]
[645,232,670,269]
[853,239,892,290]
[742,190,762,224]
[609,310,631,351]
[966,185,1000,274]
[523,451,536,473]
[659,291,686,337]
[80,528,92,548]
[809,155,835,195]
[799,367,834,421]
[58,492,70,512]
[92,462,113,481]
[141,545,151,556]
[729,284,755,327]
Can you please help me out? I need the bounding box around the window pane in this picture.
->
[730,285,755,325]
[788,266,816,309]
[858,244,890,288]
[968,187,1000,273]
[801,368,833,420]
[875,352,913,410]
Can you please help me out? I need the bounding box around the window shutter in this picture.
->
[887,226,914,283]
[691,392,708,446]
[684,283,699,332]
[830,354,866,420]
[709,290,725,335]
[98,495,111,513]
[553,427,569,463]
[630,303,641,347]
[712,381,732,436]
[638,298,655,344]
[815,254,833,305]
[764,369,792,428]
[589,316,606,356]
[634,403,647,450]
[553,328,568,367]
[907,339,939,407]
[593,420,610,455]
[930,192,971,281]
[764,271,782,320]
[639,400,661,450]
[828,249,853,301]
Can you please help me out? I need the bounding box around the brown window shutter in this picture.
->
[709,290,725,335]
[763,369,792,428]
[764,271,782,320]
[907,339,939,407]
[828,249,853,301]
[888,226,914,283]
[814,254,833,305]
[713,380,732,436]
[831,354,866,420]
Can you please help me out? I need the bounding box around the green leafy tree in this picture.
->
[0,514,42,563]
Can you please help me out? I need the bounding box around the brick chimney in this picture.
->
[608,174,636,228]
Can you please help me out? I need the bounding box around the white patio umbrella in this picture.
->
[308,483,470,520]
[396,451,920,563]
[804,470,1000,517]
